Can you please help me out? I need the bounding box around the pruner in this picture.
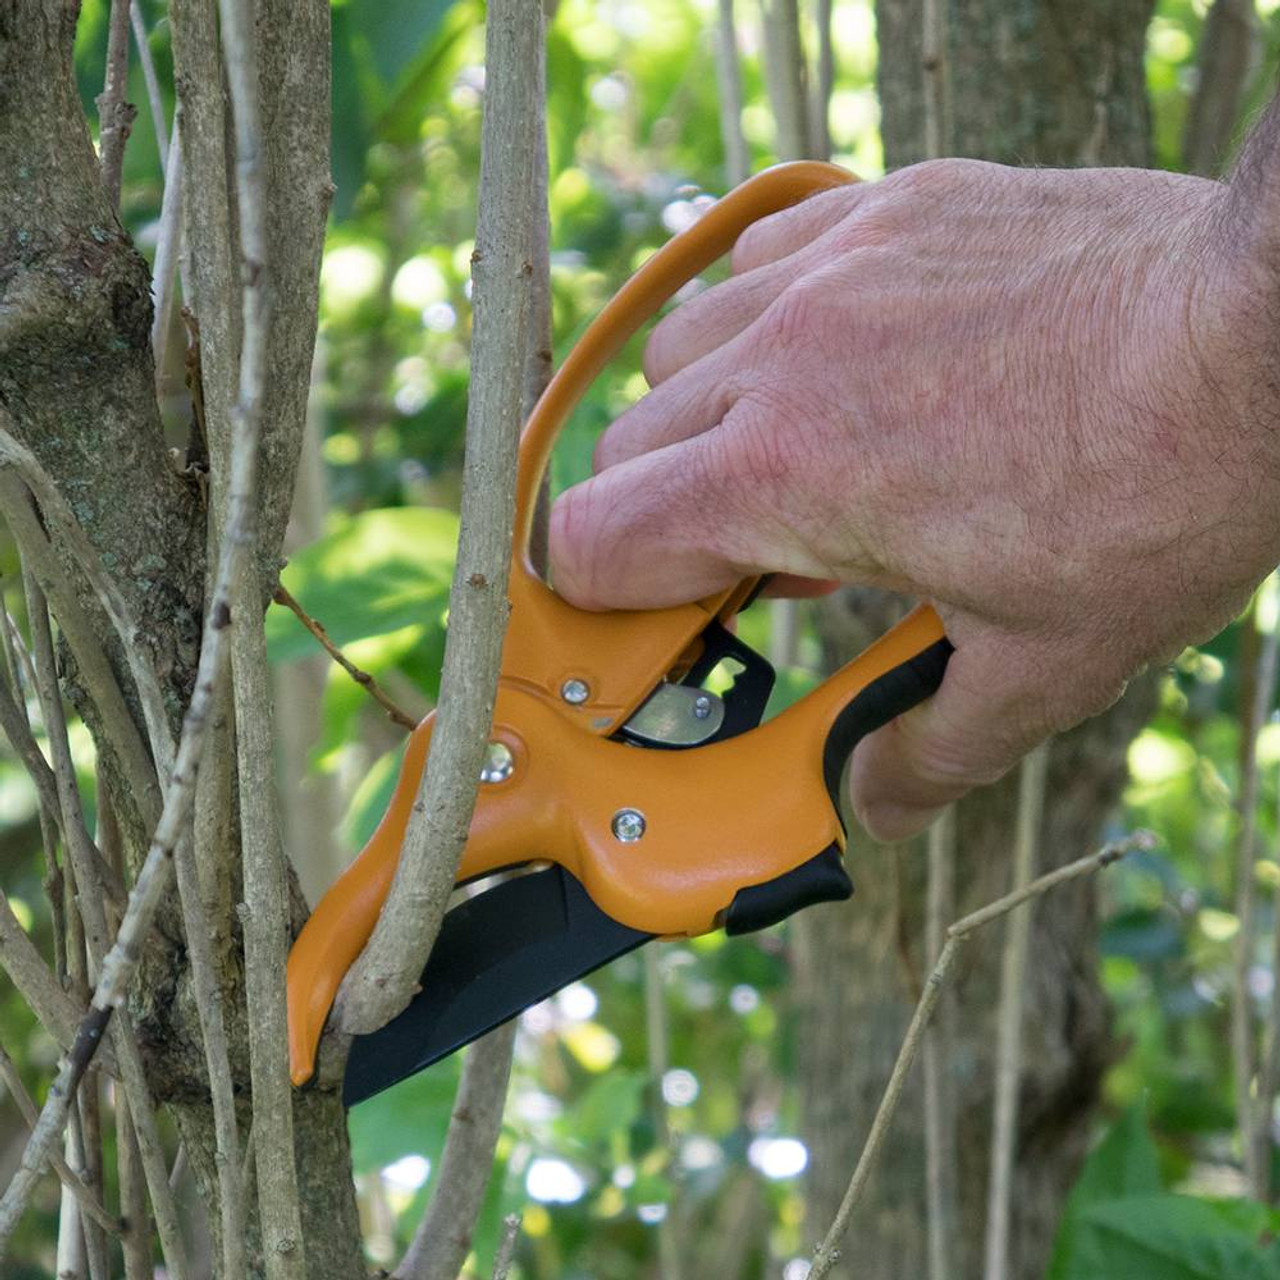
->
[285,160,952,1106]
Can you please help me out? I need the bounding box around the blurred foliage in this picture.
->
[4,0,1280,1276]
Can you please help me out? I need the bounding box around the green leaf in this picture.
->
[1049,1101,1162,1280]
[348,1054,462,1176]
[1099,907,1185,961]
[1067,1196,1280,1280]
[267,506,457,663]
[562,1070,647,1147]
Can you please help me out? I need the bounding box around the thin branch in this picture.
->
[213,0,307,1270]
[982,742,1049,1280]
[392,1022,518,1280]
[808,831,1155,1279]
[96,0,136,211]
[115,1097,152,1280]
[338,0,539,1037]
[645,947,684,1280]
[761,0,811,161]
[1234,592,1278,1197]
[922,807,956,1280]
[397,11,549,1273]
[1183,0,1258,176]
[0,1044,120,1237]
[0,474,162,830]
[0,427,177,776]
[129,0,170,173]
[491,1214,522,1280]
[0,641,64,837]
[272,585,416,730]
[76,1072,110,1280]
[151,126,186,389]
[714,0,749,187]
[809,0,834,161]
[0,890,85,1054]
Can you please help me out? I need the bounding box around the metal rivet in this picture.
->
[480,742,514,784]
[561,678,590,705]
[611,808,646,843]
[692,695,712,720]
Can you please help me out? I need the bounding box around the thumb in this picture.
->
[846,632,1120,842]
[548,432,756,610]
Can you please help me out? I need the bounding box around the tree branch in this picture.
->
[0,1043,119,1238]
[491,1213,522,1280]
[1233,590,1277,1198]
[807,830,1156,1279]
[96,0,136,211]
[337,0,539,1037]
[714,0,749,187]
[129,0,170,173]
[272,584,416,731]
[982,742,1048,1280]
[392,1022,518,1280]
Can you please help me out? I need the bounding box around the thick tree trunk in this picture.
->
[796,6,1157,1275]
[0,3,362,1274]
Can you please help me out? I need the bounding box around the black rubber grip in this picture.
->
[820,638,953,823]
[724,843,853,935]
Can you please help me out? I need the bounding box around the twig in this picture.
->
[982,743,1049,1280]
[213,0,307,1269]
[1234,590,1278,1197]
[115,1097,152,1280]
[151,126,186,389]
[272,585,417,731]
[338,0,539,1037]
[761,0,811,161]
[491,1214,522,1280]
[0,641,63,837]
[0,1044,119,1237]
[173,825,247,1280]
[129,0,170,173]
[0,888,85,1053]
[810,0,834,161]
[922,807,956,1280]
[645,947,684,1280]
[96,0,136,211]
[0,431,176,775]
[808,831,1155,1279]
[714,0,749,187]
[1183,0,1258,176]
[77,1073,110,1280]
[0,473,162,829]
[392,1022,519,1280]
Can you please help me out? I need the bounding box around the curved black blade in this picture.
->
[343,867,652,1106]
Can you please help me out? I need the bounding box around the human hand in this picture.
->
[548,159,1280,841]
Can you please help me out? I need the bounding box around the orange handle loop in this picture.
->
[511,160,857,587]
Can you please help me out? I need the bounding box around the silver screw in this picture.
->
[692,694,713,720]
[611,808,647,843]
[561,678,590,705]
[479,742,514,784]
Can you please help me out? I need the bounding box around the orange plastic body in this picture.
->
[286,162,947,1086]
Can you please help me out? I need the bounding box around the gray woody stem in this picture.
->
[338,0,538,1036]
[982,743,1049,1280]
[392,1023,519,1280]
[1233,592,1278,1198]
[394,7,550,1275]
[97,0,136,211]
[212,0,307,1270]
[808,831,1156,1280]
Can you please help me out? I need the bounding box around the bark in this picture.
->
[0,2,361,1275]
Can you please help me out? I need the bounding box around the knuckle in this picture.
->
[758,280,825,352]
[880,157,995,202]
[732,214,785,275]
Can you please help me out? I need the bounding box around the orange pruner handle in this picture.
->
[286,162,951,1089]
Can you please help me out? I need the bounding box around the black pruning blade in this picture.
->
[343,865,652,1107]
